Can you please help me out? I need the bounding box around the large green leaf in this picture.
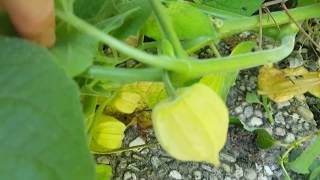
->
[201,0,264,16]
[112,0,152,39]
[289,136,320,174]
[298,0,320,6]
[0,37,95,179]
[143,1,215,40]
[50,23,98,77]
[73,0,117,22]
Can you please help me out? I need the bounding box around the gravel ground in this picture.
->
[95,28,320,180]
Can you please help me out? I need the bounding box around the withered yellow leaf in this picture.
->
[258,66,320,102]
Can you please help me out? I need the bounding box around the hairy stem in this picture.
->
[219,3,320,38]
[85,66,163,82]
[150,0,186,57]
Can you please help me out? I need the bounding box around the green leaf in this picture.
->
[144,1,215,40]
[97,8,137,33]
[298,0,320,6]
[0,37,95,179]
[50,23,98,77]
[112,0,152,39]
[55,0,75,13]
[289,136,320,174]
[201,0,264,16]
[309,167,320,180]
[255,129,276,149]
[96,165,113,180]
[200,41,256,100]
[309,159,320,180]
[73,0,116,22]
[246,92,261,104]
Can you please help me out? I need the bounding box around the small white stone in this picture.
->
[274,128,286,136]
[221,163,231,173]
[245,168,257,180]
[276,101,290,109]
[193,170,202,180]
[234,106,243,114]
[254,110,263,118]
[220,153,236,163]
[244,106,254,118]
[264,166,273,176]
[234,164,244,178]
[255,163,263,172]
[129,137,145,147]
[249,117,263,127]
[285,133,295,143]
[257,174,268,180]
[123,171,137,180]
[151,156,161,168]
[274,112,285,124]
[169,170,182,179]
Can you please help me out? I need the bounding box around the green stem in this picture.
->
[185,24,297,78]
[163,71,177,99]
[85,66,163,82]
[92,143,159,155]
[218,3,320,38]
[57,11,299,80]
[87,95,115,144]
[149,0,186,57]
[56,11,188,72]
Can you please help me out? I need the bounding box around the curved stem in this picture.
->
[92,143,159,155]
[150,0,186,57]
[163,71,177,99]
[84,66,163,82]
[56,11,189,72]
[186,25,297,78]
[219,3,320,38]
[58,11,299,80]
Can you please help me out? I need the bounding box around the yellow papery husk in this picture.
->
[111,91,141,114]
[152,83,229,166]
[90,115,126,152]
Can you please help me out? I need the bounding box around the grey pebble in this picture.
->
[234,106,243,114]
[249,117,263,127]
[304,122,310,130]
[234,164,244,179]
[274,112,285,125]
[244,106,254,118]
[276,101,290,109]
[264,165,273,176]
[297,106,314,122]
[118,160,127,169]
[151,156,161,169]
[168,170,182,179]
[245,168,257,180]
[221,163,231,173]
[254,110,263,118]
[274,127,286,136]
[285,133,295,143]
[220,153,236,163]
[123,171,137,180]
[257,174,268,180]
[96,156,110,164]
[201,164,214,172]
[193,170,202,180]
